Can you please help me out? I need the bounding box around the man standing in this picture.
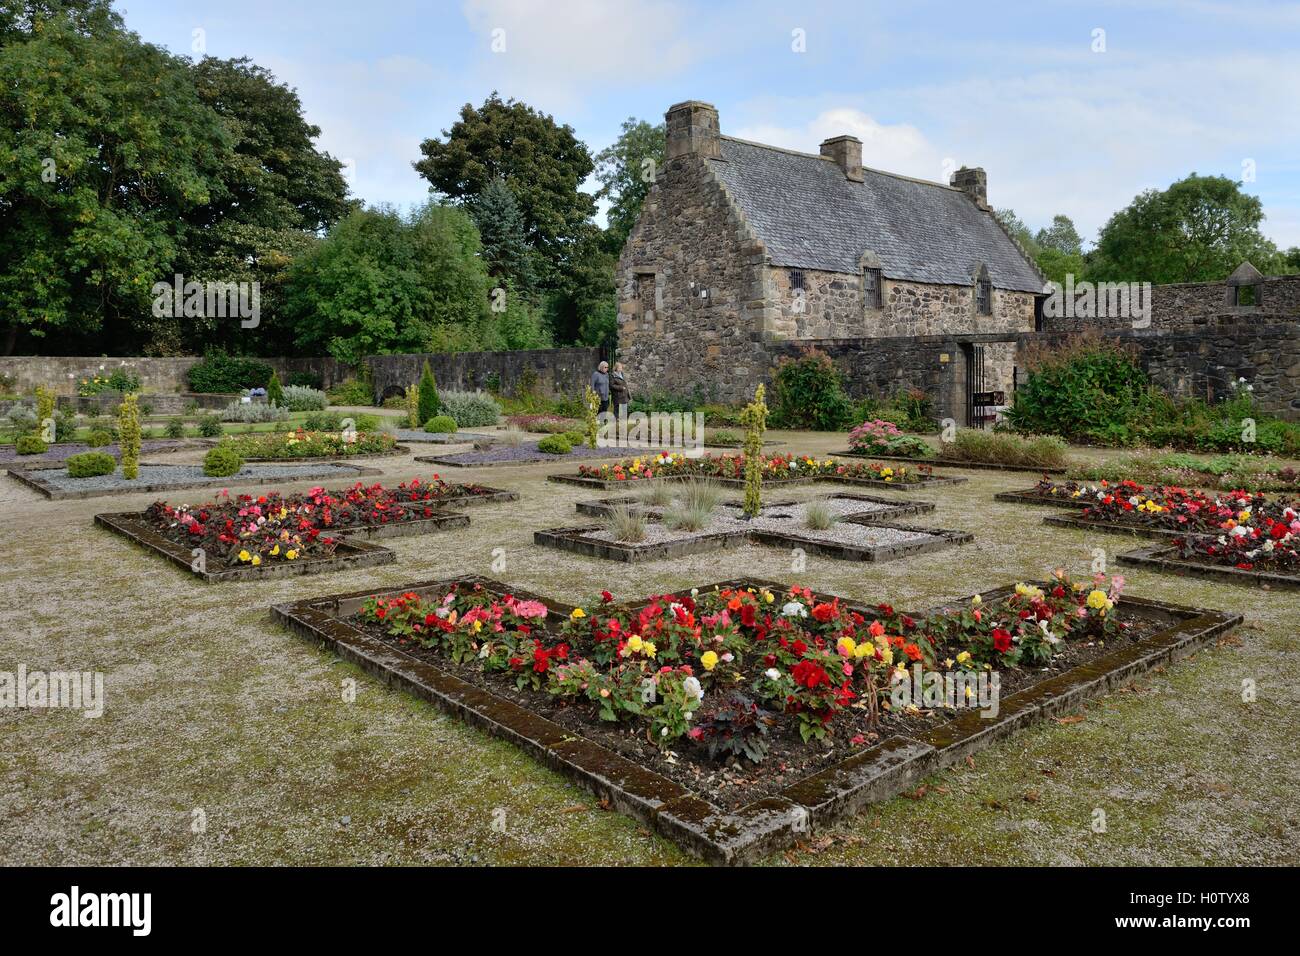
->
[590,360,610,413]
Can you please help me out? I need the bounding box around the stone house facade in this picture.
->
[617,100,1046,405]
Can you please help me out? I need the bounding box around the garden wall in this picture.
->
[366,347,602,403]
[0,355,354,396]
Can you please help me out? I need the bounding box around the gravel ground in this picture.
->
[24,461,368,495]
[0,439,191,465]
[1,428,1296,866]
[389,429,497,444]
[427,441,631,465]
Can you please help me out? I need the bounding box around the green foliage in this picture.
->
[467,177,536,295]
[279,385,327,411]
[116,393,141,479]
[439,390,501,428]
[945,430,1069,468]
[536,434,573,455]
[1007,334,1148,441]
[404,384,420,429]
[583,385,599,448]
[593,117,665,250]
[219,400,290,423]
[187,352,274,392]
[417,361,441,423]
[86,429,113,447]
[326,376,373,406]
[266,371,284,406]
[165,418,186,438]
[423,415,457,434]
[14,434,48,455]
[1090,173,1284,283]
[203,442,244,477]
[740,384,768,518]
[770,352,853,430]
[196,413,223,438]
[66,451,116,478]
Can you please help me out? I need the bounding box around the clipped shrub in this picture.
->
[562,429,585,446]
[404,384,420,428]
[439,390,501,428]
[187,352,274,393]
[220,400,290,423]
[536,434,573,455]
[203,443,245,477]
[326,376,373,406]
[266,371,285,406]
[66,451,117,478]
[769,351,853,430]
[33,384,56,435]
[417,361,441,423]
[116,393,141,479]
[86,429,114,447]
[196,413,223,437]
[165,418,186,438]
[14,434,48,455]
[424,414,458,434]
[303,411,343,431]
[278,385,328,411]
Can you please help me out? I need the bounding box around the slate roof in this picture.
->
[707,136,1044,293]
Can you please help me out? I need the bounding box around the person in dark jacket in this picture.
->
[590,361,610,413]
[608,362,630,417]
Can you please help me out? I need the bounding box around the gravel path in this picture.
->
[0,439,192,465]
[428,441,631,465]
[28,461,368,495]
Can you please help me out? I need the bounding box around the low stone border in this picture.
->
[270,576,1241,864]
[0,438,211,469]
[1118,544,1300,591]
[534,520,972,564]
[834,452,1068,475]
[94,511,396,582]
[993,488,1092,509]
[418,486,520,509]
[240,444,411,462]
[7,461,384,500]
[391,430,498,444]
[1042,513,1184,541]
[575,491,934,523]
[549,472,967,493]
[416,452,577,469]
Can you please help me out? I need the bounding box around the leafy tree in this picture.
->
[467,177,536,295]
[413,93,596,286]
[417,361,440,422]
[1090,173,1282,283]
[1035,214,1083,255]
[0,1,230,354]
[995,208,1039,254]
[593,117,665,250]
[543,225,617,346]
[283,203,491,362]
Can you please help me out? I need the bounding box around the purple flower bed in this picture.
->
[418,441,631,466]
[0,439,191,465]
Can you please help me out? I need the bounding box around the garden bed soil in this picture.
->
[7,461,383,500]
[834,451,1068,475]
[549,472,967,492]
[1041,513,1186,541]
[1117,544,1300,591]
[272,576,1240,864]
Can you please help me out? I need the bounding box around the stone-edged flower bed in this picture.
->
[93,477,515,582]
[415,441,630,468]
[8,460,383,500]
[575,491,933,523]
[551,452,966,492]
[225,429,405,461]
[0,438,205,467]
[1118,542,1300,591]
[270,574,1240,864]
[836,452,1067,475]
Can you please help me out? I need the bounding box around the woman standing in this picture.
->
[609,362,630,417]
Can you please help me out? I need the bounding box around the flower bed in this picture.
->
[1068,452,1300,494]
[555,452,964,492]
[271,574,1240,863]
[8,460,381,500]
[93,477,516,581]
[225,429,402,460]
[839,428,1070,474]
[415,441,630,467]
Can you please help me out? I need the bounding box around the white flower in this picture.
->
[1231,526,1248,537]
[435,607,451,619]
[781,601,807,618]
[681,676,703,701]
[765,668,781,681]
[683,712,693,722]
[660,727,669,737]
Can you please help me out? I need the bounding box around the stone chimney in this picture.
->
[820,135,863,182]
[665,100,720,161]
[950,166,988,209]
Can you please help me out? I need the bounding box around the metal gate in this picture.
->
[964,344,986,428]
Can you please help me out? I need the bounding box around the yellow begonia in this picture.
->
[701,651,719,671]
[627,635,643,652]
[238,550,251,562]
[1086,589,1112,611]
[570,608,586,620]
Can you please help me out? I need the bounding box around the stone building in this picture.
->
[618,100,1046,405]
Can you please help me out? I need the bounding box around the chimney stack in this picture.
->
[950,166,988,209]
[820,135,863,182]
[665,100,720,161]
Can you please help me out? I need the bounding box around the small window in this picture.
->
[789,270,805,291]
[863,267,882,309]
[976,277,992,315]
[1234,284,1259,307]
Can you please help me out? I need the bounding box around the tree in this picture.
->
[1035,215,1083,255]
[467,177,536,295]
[282,202,492,362]
[417,361,440,423]
[0,1,231,354]
[413,93,596,287]
[995,208,1039,255]
[543,225,617,346]
[593,118,665,251]
[1090,173,1282,283]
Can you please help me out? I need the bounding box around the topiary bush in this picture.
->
[15,434,48,455]
[769,351,853,431]
[196,413,223,438]
[116,393,141,479]
[439,390,501,428]
[66,451,117,478]
[165,418,186,438]
[536,434,573,455]
[417,361,441,423]
[203,443,245,477]
[266,371,285,406]
[86,429,114,447]
[187,352,274,393]
[423,414,458,434]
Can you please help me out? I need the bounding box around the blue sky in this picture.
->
[116,0,1300,248]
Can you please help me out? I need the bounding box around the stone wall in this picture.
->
[769,267,863,338]
[365,347,601,404]
[0,355,354,397]
[874,282,1034,337]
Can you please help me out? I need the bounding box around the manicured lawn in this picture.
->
[0,429,1294,865]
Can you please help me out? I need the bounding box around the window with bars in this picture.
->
[789,270,805,291]
[976,277,992,315]
[863,267,882,309]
